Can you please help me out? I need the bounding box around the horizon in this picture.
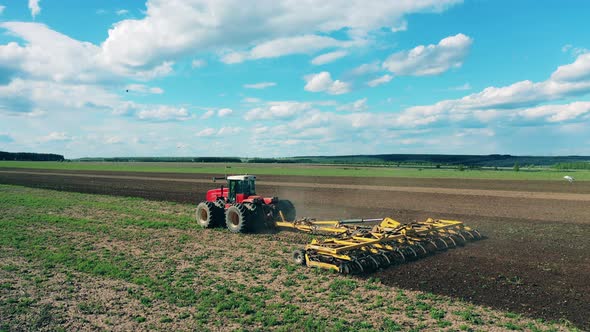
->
[1,1,590,158]
[3,150,590,160]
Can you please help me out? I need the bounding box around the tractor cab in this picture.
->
[226,175,256,203]
[205,174,279,209]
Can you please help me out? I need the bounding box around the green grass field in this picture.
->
[1,161,589,181]
[0,185,580,331]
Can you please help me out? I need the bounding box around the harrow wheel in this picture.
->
[292,249,306,266]
[225,204,250,233]
[339,263,351,274]
[195,201,223,228]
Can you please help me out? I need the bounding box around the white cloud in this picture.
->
[367,74,393,87]
[551,53,590,82]
[400,138,419,145]
[383,33,473,76]
[245,101,312,121]
[0,22,172,83]
[116,9,129,15]
[387,53,590,128]
[351,62,381,76]
[459,80,590,110]
[217,108,233,117]
[196,127,241,137]
[40,132,71,142]
[28,0,40,18]
[0,6,5,15]
[0,1,460,85]
[448,83,471,91]
[241,54,590,153]
[136,106,190,121]
[99,0,460,68]
[562,44,589,57]
[125,84,164,94]
[311,51,348,65]
[0,22,104,83]
[0,78,121,115]
[220,52,246,64]
[222,35,360,64]
[196,128,216,137]
[243,82,276,89]
[191,59,206,68]
[217,127,241,135]
[391,20,407,32]
[518,102,590,123]
[337,98,368,112]
[454,128,495,137]
[304,72,351,95]
[200,110,214,119]
[105,136,123,144]
[242,97,261,103]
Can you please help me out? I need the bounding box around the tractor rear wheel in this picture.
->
[276,199,296,221]
[225,204,250,233]
[195,201,223,228]
[244,203,267,232]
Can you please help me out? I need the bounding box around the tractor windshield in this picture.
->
[228,179,256,202]
[245,179,256,195]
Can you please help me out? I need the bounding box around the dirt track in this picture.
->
[0,168,589,328]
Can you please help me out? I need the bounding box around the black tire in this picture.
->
[244,203,267,232]
[292,249,306,266]
[276,200,296,221]
[225,204,250,233]
[195,201,223,228]
[213,199,225,209]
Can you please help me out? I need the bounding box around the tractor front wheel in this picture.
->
[196,201,223,228]
[225,204,250,233]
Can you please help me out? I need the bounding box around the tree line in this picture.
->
[0,151,65,161]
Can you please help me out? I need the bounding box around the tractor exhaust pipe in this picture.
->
[212,176,226,183]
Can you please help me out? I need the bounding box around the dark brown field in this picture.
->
[1,168,589,328]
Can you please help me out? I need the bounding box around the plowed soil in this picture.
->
[0,168,589,328]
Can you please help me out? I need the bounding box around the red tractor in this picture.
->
[195,175,296,233]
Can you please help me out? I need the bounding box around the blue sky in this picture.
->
[1,0,589,158]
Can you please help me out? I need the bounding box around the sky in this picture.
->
[0,0,589,158]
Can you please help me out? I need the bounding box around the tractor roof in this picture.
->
[227,175,256,181]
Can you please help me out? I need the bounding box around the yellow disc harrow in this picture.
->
[279,216,483,274]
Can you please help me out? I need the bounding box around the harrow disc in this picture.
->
[450,234,466,246]
[469,229,483,240]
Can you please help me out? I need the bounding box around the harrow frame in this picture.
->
[276,215,482,274]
